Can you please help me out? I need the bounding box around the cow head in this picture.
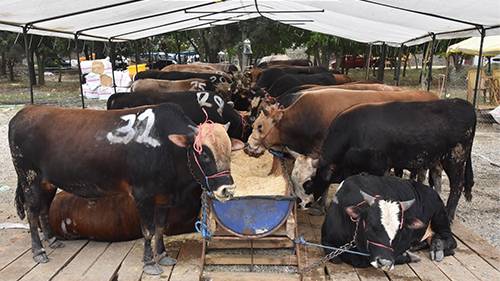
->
[169,123,244,201]
[244,104,283,157]
[345,191,424,271]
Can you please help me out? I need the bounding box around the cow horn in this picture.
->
[223,122,231,131]
[188,125,199,134]
[360,190,376,206]
[400,199,415,211]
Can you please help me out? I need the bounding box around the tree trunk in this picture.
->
[402,53,409,77]
[0,51,6,76]
[8,60,15,81]
[36,51,45,86]
[28,49,37,85]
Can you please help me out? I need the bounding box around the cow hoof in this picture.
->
[410,240,429,252]
[405,251,421,263]
[158,256,177,266]
[430,249,444,262]
[33,252,49,263]
[48,237,65,249]
[143,263,164,275]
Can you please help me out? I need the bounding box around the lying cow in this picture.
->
[130,78,213,92]
[107,91,250,142]
[309,99,476,221]
[322,174,456,270]
[9,104,243,275]
[49,190,200,241]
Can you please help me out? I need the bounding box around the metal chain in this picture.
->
[299,220,360,274]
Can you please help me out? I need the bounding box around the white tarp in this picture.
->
[0,0,499,45]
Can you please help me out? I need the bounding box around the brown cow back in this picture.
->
[161,64,217,73]
[130,78,207,92]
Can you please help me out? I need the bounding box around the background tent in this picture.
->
[447,35,500,57]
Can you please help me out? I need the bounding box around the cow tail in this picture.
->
[15,181,26,220]
[464,149,474,202]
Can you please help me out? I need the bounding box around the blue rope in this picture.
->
[294,235,370,257]
[195,190,212,239]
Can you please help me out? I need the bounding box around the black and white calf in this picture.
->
[322,174,456,270]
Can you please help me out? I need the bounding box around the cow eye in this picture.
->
[257,124,263,131]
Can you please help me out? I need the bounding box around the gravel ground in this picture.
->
[0,105,498,248]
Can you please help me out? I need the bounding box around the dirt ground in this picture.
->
[0,103,498,247]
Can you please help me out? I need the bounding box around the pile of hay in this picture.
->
[231,150,288,196]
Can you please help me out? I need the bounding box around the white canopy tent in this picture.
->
[0,0,499,107]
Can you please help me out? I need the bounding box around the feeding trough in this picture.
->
[200,151,301,275]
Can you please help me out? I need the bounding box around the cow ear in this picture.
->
[405,217,426,229]
[345,206,360,219]
[223,122,231,131]
[230,138,245,151]
[360,190,376,206]
[168,134,193,148]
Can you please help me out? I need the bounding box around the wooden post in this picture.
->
[365,43,372,80]
[427,33,436,92]
[74,34,85,108]
[22,26,34,104]
[109,40,117,94]
[377,43,386,82]
[473,27,486,108]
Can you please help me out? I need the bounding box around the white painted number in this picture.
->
[107,109,160,147]
[190,81,206,91]
[209,76,217,83]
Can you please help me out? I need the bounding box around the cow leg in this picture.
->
[154,204,176,266]
[38,181,63,249]
[442,156,466,222]
[428,193,457,261]
[395,251,421,264]
[22,172,49,263]
[416,169,427,183]
[429,164,443,193]
[135,196,163,275]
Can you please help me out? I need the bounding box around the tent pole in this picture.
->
[109,40,117,94]
[74,34,85,108]
[22,26,34,104]
[377,43,386,82]
[426,33,436,91]
[396,44,403,86]
[135,40,139,75]
[175,32,181,64]
[473,26,486,108]
[365,43,372,80]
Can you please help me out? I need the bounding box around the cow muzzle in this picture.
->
[213,185,236,202]
[243,142,266,157]
[370,257,394,272]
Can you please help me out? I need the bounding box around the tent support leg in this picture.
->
[473,26,485,108]
[135,40,140,76]
[175,32,181,64]
[395,44,403,85]
[23,26,34,104]
[365,43,372,80]
[109,39,117,94]
[74,34,85,109]
[377,43,386,82]
[427,33,436,92]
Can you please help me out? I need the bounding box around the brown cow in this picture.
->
[130,78,210,92]
[161,63,218,73]
[245,89,438,158]
[305,83,403,92]
[49,191,199,242]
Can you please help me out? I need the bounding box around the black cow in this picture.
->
[255,66,328,90]
[308,99,476,221]
[264,73,337,98]
[322,174,456,270]
[135,70,233,84]
[107,91,249,142]
[9,104,243,275]
[257,59,312,68]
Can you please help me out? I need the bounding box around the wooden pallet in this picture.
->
[0,211,498,281]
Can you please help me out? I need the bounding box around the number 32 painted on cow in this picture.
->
[106,109,160,147]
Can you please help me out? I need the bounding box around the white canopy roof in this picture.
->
[0,0,499,45]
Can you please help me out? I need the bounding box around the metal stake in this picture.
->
[22,26,34,104]
[74,34,85,108]
[473,27,486,108]
[427,33,436,92]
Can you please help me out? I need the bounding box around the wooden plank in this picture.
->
[51,241,110,281]
[452,221,500,270]
[302,242,327,281]
[209,239,294,249]
[385,264,420,281]
[451,240,500,281]
[0,241,57,281]
[408,251,451,281]
[325,262,360,281]
[169,240,203,281]
[355,267,390,281]
[204,271,300,281]
[141,242,181,281]
[115,241,143,281]
[80,240,135,281]
[433,255,481,281]
[309,215,324,228]
[0,231,31,270]
[19,240,88,281]
[205,253,297,266]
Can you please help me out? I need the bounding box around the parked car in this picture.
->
[331,55,375,70]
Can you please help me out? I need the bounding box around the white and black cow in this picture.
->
[107,91,250,142]
[9,104,243,275]
[322,174,456,270]
[307,98,476,221]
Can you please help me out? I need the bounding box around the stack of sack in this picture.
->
[80,58,131,100]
